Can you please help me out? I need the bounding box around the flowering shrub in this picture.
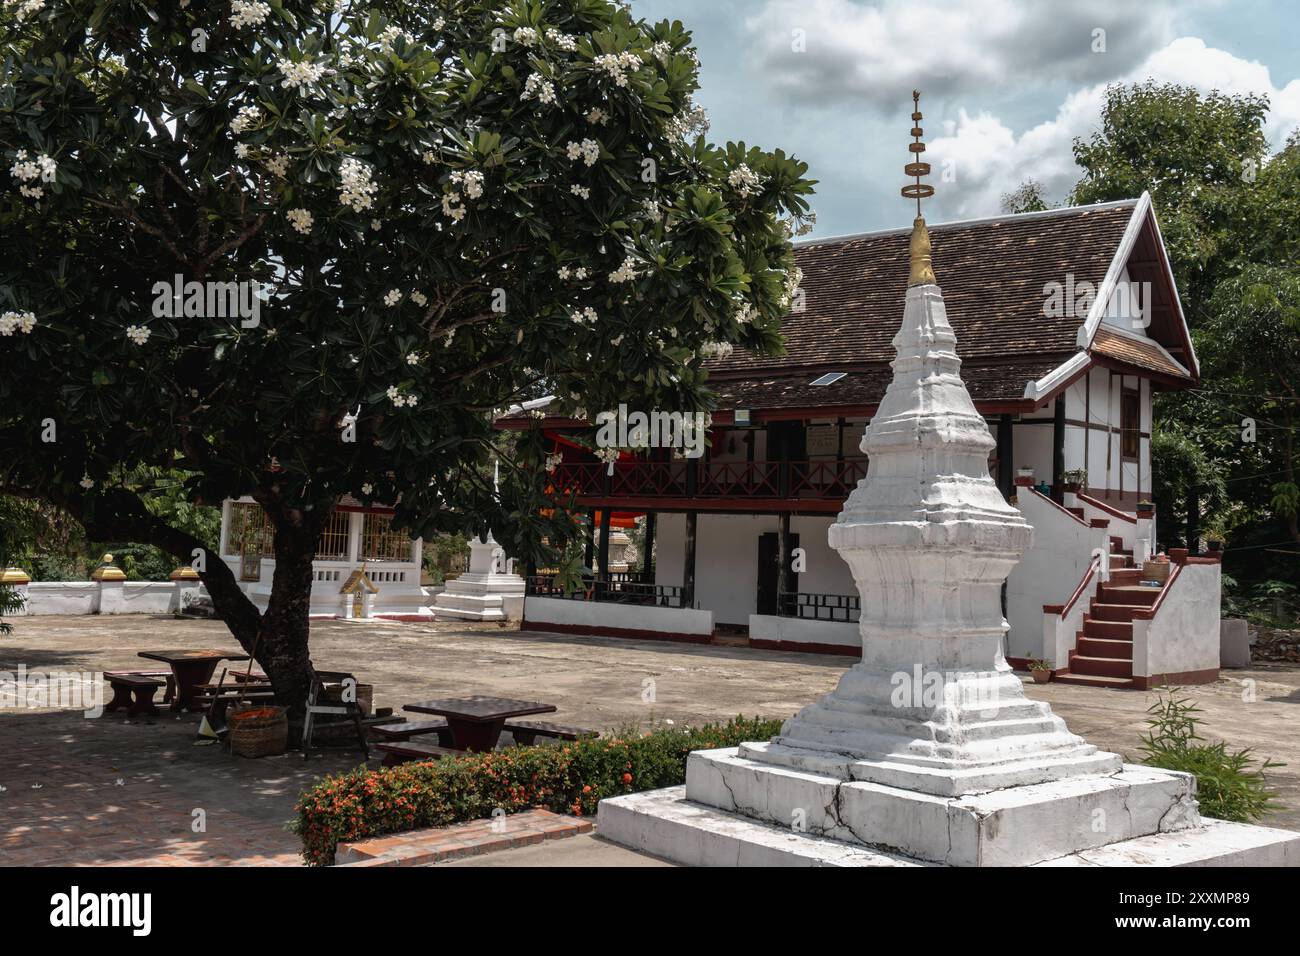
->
[292,715,782,866]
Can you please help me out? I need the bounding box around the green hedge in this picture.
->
[292,715,784,865]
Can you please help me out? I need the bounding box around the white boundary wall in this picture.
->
[13,580,202,616]
[524,595,713,636]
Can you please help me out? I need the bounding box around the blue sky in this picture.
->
[630,0,1300,238]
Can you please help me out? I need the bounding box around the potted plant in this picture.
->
[1136,500,1155,518]
[1059,468,1088,493]
[1027,658,1053,683]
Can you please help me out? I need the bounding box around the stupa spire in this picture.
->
[902,90,936,286]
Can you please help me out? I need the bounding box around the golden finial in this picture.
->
[902,90,936,286]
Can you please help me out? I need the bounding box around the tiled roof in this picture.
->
[707,358,1073,410]
[707,201,1142,404]
[1090,326,1194,382]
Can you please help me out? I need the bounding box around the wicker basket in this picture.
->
[228,703,288,758]
[1141,559,1171,584]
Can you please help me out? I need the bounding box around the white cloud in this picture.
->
[744,0,1177,109]
[928,37,1300,220]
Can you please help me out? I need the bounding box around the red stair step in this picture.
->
[1077,636,1133,659]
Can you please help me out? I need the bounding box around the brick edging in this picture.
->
[335,809,592,866]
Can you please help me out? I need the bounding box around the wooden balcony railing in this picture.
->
[548,459,868,501]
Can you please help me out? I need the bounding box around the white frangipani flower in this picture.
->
[0,310,36,335]
[286,208,314,234]
[125,325,151,345]
[230,104,261,135]
[410,291,428,307]
[229,0,270,29]
[384,289,402,307]
[565,138,600,167]
[339,157,378,212]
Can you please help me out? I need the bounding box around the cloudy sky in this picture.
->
[630,0,1300,238]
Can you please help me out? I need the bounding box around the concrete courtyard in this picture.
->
[2,613,1298,866]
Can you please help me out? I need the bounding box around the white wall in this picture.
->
[17,580,198,616]
[524,595,713,636]
[748,614,859,651]
[1006,488,1109,659]
[1133,562,1221,680]
[655,513,856,626]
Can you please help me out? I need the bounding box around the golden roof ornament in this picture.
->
[902,90,936,286]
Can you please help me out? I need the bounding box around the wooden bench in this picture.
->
[373,739,464,767]
[105,669,175,704]
[371,718,452,746]
[195,689,277,724]
[104,674,166,717]
[503,720,598,746]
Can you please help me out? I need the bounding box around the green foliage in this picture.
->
[1071,81,1271,320]
[1000,179,1050,214]
[291,714,783,865]
[0,1,816,579]
[1138,691,1281,823]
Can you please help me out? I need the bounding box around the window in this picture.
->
[362,513,411,562]
[1121,390,1140,460]
[228,502,272,557]
[315,510,352,560]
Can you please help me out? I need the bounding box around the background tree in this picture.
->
[1000,178,1049,214]
[1070,81,1298,615]
[0,1,814,706]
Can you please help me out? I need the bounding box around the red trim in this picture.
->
[1059,555,1101,618]
[749,638,859,657]
[1077,492,1136,523]
[1131,668,1218,689]
[522,620,861,656]
[522,619,711,645]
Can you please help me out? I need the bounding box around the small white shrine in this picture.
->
[597,96,1298,866]
[430,532,526,622]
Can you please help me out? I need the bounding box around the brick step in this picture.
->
[1077,635,1134,659]
[1097,584,1159,606]
[1082,617,1134,640]
[1109,536,1127,551]
[1067,507,1086,519]
[1067,652,1133,679]
[1108,554,1132,570]
[1108,568,1142,584]
[1052,672,1138,689]
[1089,602,1146,622]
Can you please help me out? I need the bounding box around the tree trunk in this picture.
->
[253,516,319,714]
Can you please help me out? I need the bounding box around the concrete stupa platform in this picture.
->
[598,778,1300,867]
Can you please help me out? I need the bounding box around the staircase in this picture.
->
[1054,537,1163,689]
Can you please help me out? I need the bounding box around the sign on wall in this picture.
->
[806,425,839,458]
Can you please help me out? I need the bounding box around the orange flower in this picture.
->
[622,773,632,784]
[582,784,592,793]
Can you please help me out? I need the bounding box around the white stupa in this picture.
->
[597,94,1299,867]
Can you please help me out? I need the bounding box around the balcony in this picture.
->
[549,458,868,505]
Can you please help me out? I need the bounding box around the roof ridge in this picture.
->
[794,198,1141,249]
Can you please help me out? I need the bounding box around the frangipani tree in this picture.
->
[0,0,814,706]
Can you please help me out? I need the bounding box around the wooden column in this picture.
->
[584,508,595,570]
[683,511,698,609]
[643,512,656,579]
[776,512,792,616]
[1052,394,1066,503]
[997,414,1014,502]
[596,508,612,580]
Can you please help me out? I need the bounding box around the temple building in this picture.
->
[506,192,1219,687]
